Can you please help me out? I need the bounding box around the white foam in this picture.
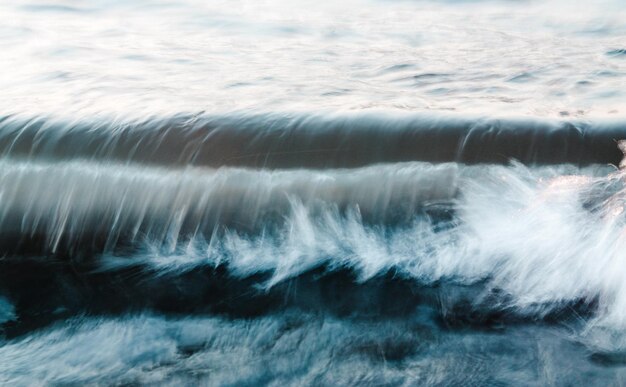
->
[92,161,626,345]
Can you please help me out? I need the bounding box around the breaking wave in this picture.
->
[2,154,626,340]
[2,113,626,384]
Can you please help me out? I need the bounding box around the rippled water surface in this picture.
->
[1,0,625,117]
[1,0,626,386]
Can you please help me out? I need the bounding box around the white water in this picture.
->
[3,158,626,328]
[139,162,626,339]
[3,159,624,338]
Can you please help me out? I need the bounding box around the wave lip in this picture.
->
[1,112,624,168]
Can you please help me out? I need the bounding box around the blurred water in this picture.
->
[2,0,626,385]
[0,0,624,118]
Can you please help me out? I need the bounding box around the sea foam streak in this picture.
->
[0,313,613,386]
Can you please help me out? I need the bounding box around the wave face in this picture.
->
[1,114,625,167]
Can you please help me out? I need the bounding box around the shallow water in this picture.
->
[1,0,625,117]
[1,0,626,385]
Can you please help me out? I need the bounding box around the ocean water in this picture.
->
[0,0,626,385]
